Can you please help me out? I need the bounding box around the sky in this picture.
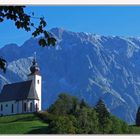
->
[1,6,140,47]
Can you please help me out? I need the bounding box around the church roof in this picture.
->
[0,80,39,102]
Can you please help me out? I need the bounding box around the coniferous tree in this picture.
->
[136,106,140,126]
[80,99,89,108]
[95,98,110,118]
[95,98,112,133]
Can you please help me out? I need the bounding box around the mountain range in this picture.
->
[0,28,140,124]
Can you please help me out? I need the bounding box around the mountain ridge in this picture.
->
[0,28,140,124]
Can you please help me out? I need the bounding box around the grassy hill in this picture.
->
[0,113,48,134]
[0,113,140,134]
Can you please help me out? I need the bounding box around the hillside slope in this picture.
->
[0,114,48,134]
[1,28,140,123]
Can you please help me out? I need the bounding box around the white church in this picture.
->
[0,56,42,116]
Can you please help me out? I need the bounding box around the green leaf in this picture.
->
[44,31,50,38]
[38,38,47,47]
[48,37,57,46]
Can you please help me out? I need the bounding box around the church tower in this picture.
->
[28,54,42,111]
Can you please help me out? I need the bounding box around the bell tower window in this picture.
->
[37,80,39,84]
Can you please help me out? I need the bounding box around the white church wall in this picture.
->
[0,100,20,115]
[20,99,39,113]
[18,101,23,114]
[0,99,39,116]
[23,99,35,113]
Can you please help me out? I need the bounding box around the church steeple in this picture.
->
[28,52,42,111]
[29,52,40,75]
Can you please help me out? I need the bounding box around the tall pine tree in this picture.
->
[95,98,112,133]
[136,106,140,126]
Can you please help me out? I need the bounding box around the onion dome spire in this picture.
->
[29,52,40,75]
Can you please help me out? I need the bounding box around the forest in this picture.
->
[37,93,131,134]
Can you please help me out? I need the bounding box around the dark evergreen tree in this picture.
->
[95,98,110,119]
[95,98,112,133]
[80,99,89,108]
[136,106,140,126]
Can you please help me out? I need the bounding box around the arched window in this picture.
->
[0,104,3,111]
[37,80,39,84]
[24,103,27,112]
[36,103,38,112]
[30,102,33,112]
[11,104,14,113]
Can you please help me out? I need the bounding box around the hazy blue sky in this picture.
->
[1,6,140,47]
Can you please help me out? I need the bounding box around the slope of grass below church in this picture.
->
[0,113,48,134]
[1,112,140,134]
